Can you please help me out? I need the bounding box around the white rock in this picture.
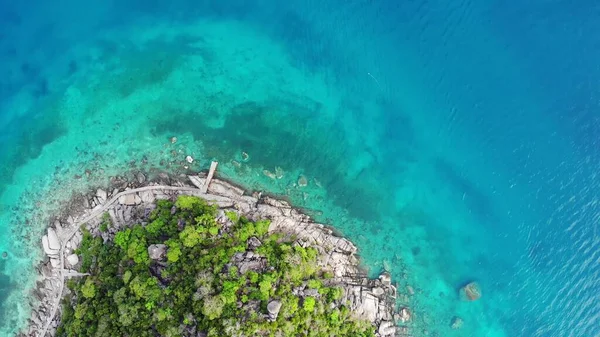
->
[118,194,141,205]
[186,155,194,163]
[399,307,411,322]
[96,189,108,203]
[372,287,385,296]
[41,235,58,256]
[378,321,396,336]
[66,254,79,266]
[47,228,60,251]
[49,258,60,269]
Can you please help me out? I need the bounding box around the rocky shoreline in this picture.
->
[23,165,406,337]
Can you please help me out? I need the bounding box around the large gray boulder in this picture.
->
[378,321,396,336]
[398,307,411,323]
[148,244,167,260]
[247,237,262,250]
[96,189,108,203]
[139,190,155,203]
[238,260,263,274]
[50,258,60,268]
[47,228,60,251]
[119,194,141,206]
[267,300,282,320]
[42,236,58,256]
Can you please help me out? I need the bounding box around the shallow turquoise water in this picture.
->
[0,1,599,336]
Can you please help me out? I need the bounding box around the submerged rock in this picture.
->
[460,281,481,301]
[450,316,463,329]
[297,175,308,187]
[263,170,276,179]
[382,259,391,272]
[398,307,411,323]
[136,172,146,184]
[274,167,284,179]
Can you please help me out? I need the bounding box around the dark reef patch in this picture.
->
[433,157,495,223]
[151,99,390,222]
[0,259,14,331]
[0,110,66,193]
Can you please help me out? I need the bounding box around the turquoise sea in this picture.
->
[0,1,599,336]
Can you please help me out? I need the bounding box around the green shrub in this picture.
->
[175,195,202,210]
[180,225,202,248]
[166,240,182,263]
[81,278,96,299]
[303,297,316,312]
[202,295,224,320]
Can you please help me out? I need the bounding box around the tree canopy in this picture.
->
[57,195,375,337]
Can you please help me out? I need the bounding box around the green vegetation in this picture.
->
[98,212,112,233]
[58,196,375,337]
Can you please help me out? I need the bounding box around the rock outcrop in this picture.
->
[148,244,167,261]
[66,254,79,267]
[460,281,481,301]
[118,193,141,206]
[266,300,282,320]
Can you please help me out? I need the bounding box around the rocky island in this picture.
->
[24,163,402,337]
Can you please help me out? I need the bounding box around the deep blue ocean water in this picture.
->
[0,0,599,336]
